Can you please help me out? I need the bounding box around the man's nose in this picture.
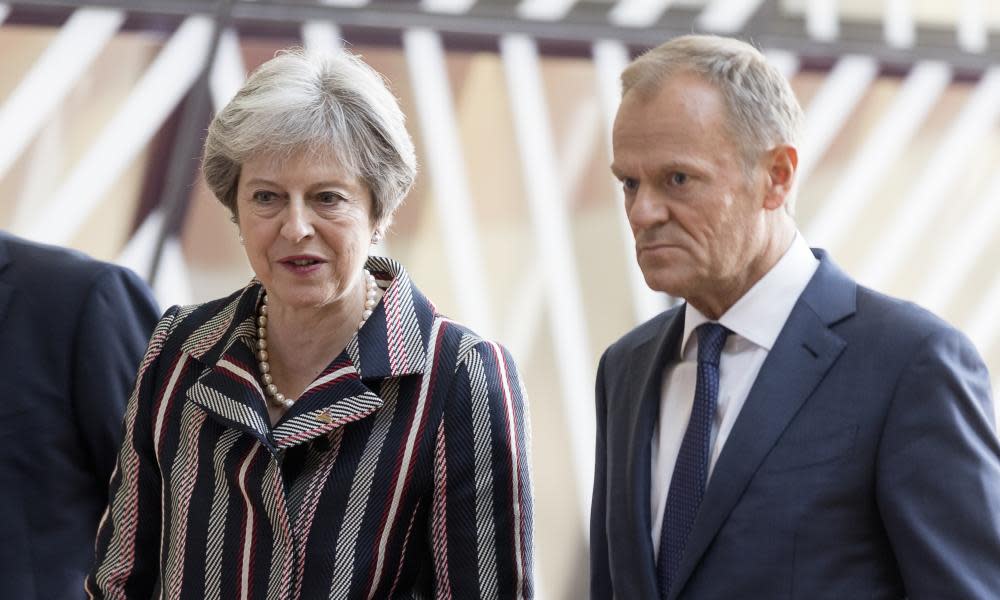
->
[627,187,667,233]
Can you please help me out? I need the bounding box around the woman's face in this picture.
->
[235,148,376,314]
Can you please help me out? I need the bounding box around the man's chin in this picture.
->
[639,271,685,297]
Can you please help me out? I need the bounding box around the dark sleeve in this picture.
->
[590,350,613,600]
[86,306,176,599]
[431,340,534,599]
[71,265,160,493]
[876,326,1000,599]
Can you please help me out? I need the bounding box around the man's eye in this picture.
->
[252,190,277,203]
[622,178,638,193]
[669,172,688,186]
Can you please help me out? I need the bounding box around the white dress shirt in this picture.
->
[650,233,819,555]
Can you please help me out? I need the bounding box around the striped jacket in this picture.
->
[87,256,534,599]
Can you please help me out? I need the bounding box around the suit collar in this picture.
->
[183,256,435,449]
[667,249,855,599]
[180,256,434,378]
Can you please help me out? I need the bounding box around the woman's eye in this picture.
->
[316,192,343,205]
[252,190,277,203]
[669,172,688,186]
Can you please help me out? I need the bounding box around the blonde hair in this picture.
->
[623,35,803,213]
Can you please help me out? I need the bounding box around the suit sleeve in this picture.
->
[86,306,178,599]
[876,326,1000,599]
[71,265,160,498]
[590,350,613,600]
[431,340,534,599]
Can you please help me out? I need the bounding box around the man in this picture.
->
[0,231,159,598]
[591,35,1000,599]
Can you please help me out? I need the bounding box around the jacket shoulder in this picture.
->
[853,285,965,347]
[3,234,143,293]
[602,306,681,366]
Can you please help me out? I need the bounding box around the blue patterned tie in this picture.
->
[657,322,731,599]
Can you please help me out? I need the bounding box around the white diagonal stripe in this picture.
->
[797,55,878,187]
[807,0,839,41]
[917,168,1000,312]
[210,27,245,113]
[501,34,594,528]
[421,0,475,14]
[965,277,1000,360]
[593,39,669,324]
[884,0,915,48]
[697,0,767,33]
[958,0,987,53]
[461,348,500,596]
[860,67,1000,287]
[0,8,124,182]
[609,0,673,27]
[17,15,215,245]
[403,28,495,336]
[329,380,399,597]
[518,0,579,21]
[301,20,343,52]
[763,48,801,80]
[806,61,951,250]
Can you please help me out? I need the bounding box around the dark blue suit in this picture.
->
[0,232,159,599]
[591,250,1000,599]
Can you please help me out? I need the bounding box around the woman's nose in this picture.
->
[280,199,314,242]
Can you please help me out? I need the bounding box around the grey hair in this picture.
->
[202,48,417,232]
[621,35,804,214]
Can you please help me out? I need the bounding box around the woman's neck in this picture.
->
[263,285,364,401]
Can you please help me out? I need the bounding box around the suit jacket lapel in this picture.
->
[186,256,435,451]
[624,306,685,596]
[668,252,855,599]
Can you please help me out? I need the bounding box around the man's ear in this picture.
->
[762,144,797,211]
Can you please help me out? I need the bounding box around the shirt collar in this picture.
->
[680,233,819,357]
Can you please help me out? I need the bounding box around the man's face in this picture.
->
[611,71,768,309]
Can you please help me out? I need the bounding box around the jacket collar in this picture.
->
[183,256,436,450]
[180,255,435,378]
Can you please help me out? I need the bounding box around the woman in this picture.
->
[87,49,533,599]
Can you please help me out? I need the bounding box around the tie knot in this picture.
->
[696,323,730,366]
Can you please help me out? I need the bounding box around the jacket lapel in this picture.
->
[269,256,436,449]
[624,306,685,596]
[667,251,855,599]
[183,287,276,449]
[182,256,436,451]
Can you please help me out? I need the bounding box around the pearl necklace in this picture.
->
[256,268,377,408]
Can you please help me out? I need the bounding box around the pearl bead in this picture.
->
[256,268,377,409]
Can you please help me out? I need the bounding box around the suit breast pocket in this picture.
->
[763,424,858,473]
